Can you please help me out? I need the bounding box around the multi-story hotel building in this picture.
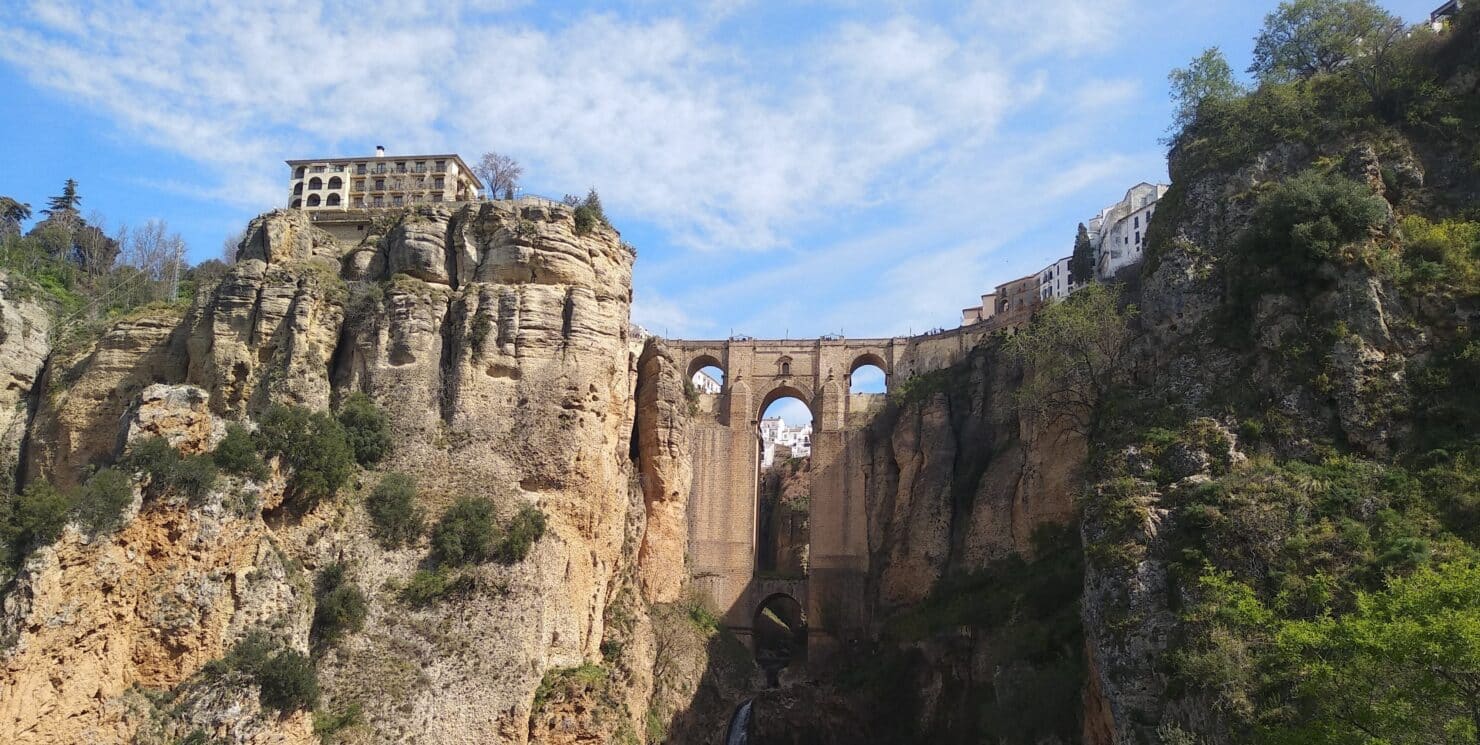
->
[286,147,483,211]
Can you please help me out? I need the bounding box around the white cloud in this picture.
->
[1,1,1035,251]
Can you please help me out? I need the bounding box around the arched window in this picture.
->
[327,176,343,190]
[293,183,303,195]
[294,166,306,178]
[326,193,341,206]
[778,357,792,376]
[291,198,303,208]
[306,194,321,207]
[308,177,323,190]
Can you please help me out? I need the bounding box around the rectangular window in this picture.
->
[395,162,406,173]
[431,193,442,202]
[434,177,445,189]
[1135,231,1141,243]
[373,196,384,207]
[1133,215,1139,228]
[356,163,367,174]
[374,179,385,190]
[393,196,403,206]
[354,180,365,191]
[435,160,446,171]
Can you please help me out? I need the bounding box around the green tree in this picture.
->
[312,563,368,647]
[337,393,391,467]
[213,423,268,481]
[1005,284,1133,437]
[431,497,499,565]
[1268,562,1480,743]
[1,481,75,562]
[74,467,134,534]
[256,404,355,508]
[0,197,30,239]
[497,503,547,563]
[1169,47,1245,131]
[42,179,80,217]
[1069,223,1095,286]
[366,472,423,549]
[1249,0,1402,82]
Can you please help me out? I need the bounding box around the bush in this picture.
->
[366,473,423,549]
[570,189,608,235]
[1237,171,1390,290]
[74,467,134,534]
[213,423,268,481]
[213,630,320,712]
[124,437,218,504]
[336,393,391,467]
[431,497,499,566]
[256,404,354,508]
[2,481,74,559]
[398,567,475,607]
[258,649,320,712]
[312,563,368,647]
[1398,215,1480,293]
[497,503,547,563]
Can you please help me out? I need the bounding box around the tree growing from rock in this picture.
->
[1006,283,1134,437]
[1169,47,1244,132]
[475,152,523,200]
[1249,0,1402,82]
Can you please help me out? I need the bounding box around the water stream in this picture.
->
[724,698,754,745]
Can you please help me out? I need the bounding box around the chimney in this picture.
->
[375,145,385,158]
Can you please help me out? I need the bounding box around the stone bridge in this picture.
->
[669,336,910,662]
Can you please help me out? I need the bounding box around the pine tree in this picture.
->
[1069,223,1094,286]
[43,179,80,217]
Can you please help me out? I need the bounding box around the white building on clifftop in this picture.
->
[759,417,812,468]
[1087,182,1169,281]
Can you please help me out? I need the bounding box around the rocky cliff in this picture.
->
[0,201,648,744]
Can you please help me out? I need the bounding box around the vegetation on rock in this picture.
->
[255,404,354,509]
[366,472,423,549]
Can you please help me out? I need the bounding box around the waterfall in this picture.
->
[724,698,754,745]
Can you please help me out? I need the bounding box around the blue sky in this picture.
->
[0,0,1441,364]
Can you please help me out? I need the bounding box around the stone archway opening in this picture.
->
[753,593,806,687]
[848,354,889,394]
[687,355,725,394]
[756,391,811,580]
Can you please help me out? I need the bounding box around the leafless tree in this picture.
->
[221,229,244,264]
[122,219,188,301]
[475,152,523,200]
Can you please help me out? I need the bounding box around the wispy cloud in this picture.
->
[3,0,1169,337]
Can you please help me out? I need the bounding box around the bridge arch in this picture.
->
[756,383,814,425]
[686,353,725,380]
[753,592,807,687]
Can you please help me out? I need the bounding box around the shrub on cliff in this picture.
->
[337,393,391,467]
[213,423,268,481]
[213,630,320,713]
[367,473,423,549]
[0,481,73,563]
[431,498,548,566]
[1238,171,1390,284]
[124,437,218,504]
[255,404,354,508]
[431,497,499,565]
[312,562,368,647]
[73,467,133,534]
[498,504,547,563]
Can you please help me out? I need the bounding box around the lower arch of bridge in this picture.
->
[753,592,806,686]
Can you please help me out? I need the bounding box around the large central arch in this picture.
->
[671,335,906,668]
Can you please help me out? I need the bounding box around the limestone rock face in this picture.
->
[235,209,341,265]
[0,428,312,744]
[185,257,346,418]
[123,383,223,453]
[24,309,186,491]
[866,342,1084,612]
[634,340,693,603]
[321,201,637,743]
[0,272,53,494]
